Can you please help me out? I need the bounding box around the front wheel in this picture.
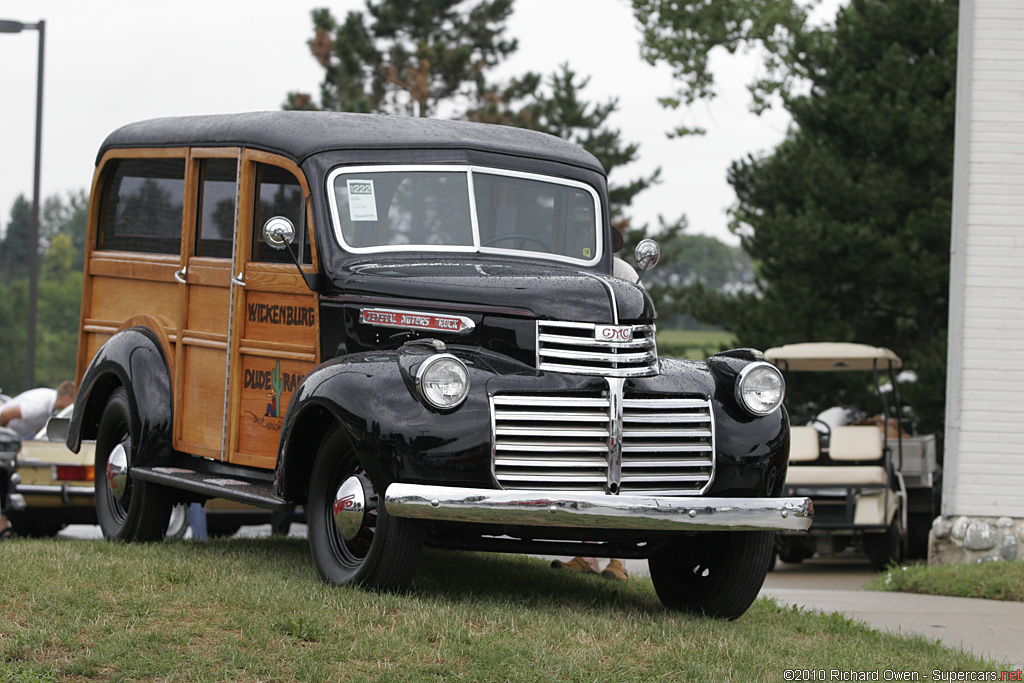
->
[94,387,173,541]
[307,426,424,591]
[648,530,775,620]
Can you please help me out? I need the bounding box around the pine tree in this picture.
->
[1,195,34,284]
[286,0,517,117]
[636,0,958,431]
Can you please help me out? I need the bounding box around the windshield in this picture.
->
[327,165,602,265]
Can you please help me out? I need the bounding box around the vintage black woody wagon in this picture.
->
[64,111,811,618]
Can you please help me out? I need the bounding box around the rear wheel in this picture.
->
[94,387,173,541]
[649,530,775,620]
[308,425,424,591]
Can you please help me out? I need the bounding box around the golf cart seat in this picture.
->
[785,425,887,487]
[788,425,821,463]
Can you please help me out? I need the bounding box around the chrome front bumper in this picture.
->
[385,484,813,532]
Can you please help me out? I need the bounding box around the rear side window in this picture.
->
[195,159,237,259]
[97,158,186,254]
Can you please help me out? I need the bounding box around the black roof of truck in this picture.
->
[97,111,604,175]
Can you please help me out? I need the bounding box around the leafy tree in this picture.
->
[288,0,517,116]
[0,193,88,394]
[41,191,89,271]
[0,278,27,395]
[34,233,82,390]
[635,0,958,432]
[632,0,810,135]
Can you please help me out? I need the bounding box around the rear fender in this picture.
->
[67,327,174,468]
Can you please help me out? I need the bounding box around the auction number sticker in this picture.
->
[347,179,378,222]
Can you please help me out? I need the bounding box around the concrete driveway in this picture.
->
[761,556,1024,671]
[555,554,1023,669]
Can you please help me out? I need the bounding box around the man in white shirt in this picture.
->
[0,381,75,439]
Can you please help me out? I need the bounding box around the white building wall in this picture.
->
[944,0,1024,519]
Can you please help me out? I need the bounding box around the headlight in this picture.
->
[735,362,785,416]
[415,354,470,410]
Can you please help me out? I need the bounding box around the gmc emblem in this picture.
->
[596,325,633,342]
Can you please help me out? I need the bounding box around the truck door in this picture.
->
[172,150,240,460]
[225,152,319,469]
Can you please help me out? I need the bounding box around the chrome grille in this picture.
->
[620,398,715,495]
[536,321,658,377]
[491,394,714,495]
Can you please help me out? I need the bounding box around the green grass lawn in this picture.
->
[0,537,997,682]
[657,329,736,359]
[867,561,1024,602]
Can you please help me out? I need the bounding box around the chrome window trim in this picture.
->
[326,164,603,267]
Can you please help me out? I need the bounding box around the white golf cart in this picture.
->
[765,343,941,569]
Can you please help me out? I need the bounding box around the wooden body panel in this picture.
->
[78,146,319,472]
[224,150,318,469]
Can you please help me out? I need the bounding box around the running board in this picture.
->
[130,466,291,510]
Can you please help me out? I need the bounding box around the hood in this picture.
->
[334,259,655,324]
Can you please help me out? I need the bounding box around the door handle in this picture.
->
[174,266,187,284]
[231,272,246,287]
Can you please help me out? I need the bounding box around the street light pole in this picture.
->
[0,19,45,390]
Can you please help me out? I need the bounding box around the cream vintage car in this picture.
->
[4,404,97,537]
[9,405,282,538]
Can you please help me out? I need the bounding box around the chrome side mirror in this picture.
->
[634,239,661,281]
[263,216,295,250]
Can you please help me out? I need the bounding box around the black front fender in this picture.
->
[67,327,173,468]
[274,350,495,502]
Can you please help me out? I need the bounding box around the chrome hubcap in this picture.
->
[106,442,129,501]
[332,474,369,541]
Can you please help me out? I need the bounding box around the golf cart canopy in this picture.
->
[764,343,903,372]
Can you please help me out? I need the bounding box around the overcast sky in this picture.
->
[0,0,816,247]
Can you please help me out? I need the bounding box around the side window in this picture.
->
[97,158,186,254]
[253,163,310,264]
[195,159,237,259]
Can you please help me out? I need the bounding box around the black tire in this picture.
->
[7,517,66,538]
[307,425,423,591]
[865,516,905,571]
[648,530,775,620]
[777,548,805,564]
[95,387,173,541]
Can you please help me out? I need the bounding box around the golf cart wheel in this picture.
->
[865,516,905,571]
